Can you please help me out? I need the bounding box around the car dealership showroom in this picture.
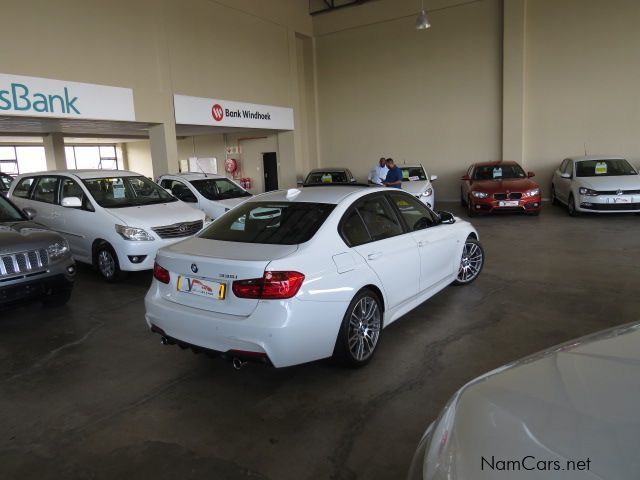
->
[1,0,640,479]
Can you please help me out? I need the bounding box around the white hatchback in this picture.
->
[551,155,640,215]
[145,186,484,368]
[157,173,252,220]
[398,165,438,210]
[9,170,206,281]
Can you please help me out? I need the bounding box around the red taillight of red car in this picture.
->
[153,262,170,284]
[232,271,305,300]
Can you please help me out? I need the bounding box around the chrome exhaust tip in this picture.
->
[232,357,248,370]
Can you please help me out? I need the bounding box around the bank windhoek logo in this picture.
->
[211,103,224,121]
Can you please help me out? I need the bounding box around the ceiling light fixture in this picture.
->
[416,0,431,30]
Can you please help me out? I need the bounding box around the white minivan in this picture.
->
[157,173,252,219]
[9,170,206,281]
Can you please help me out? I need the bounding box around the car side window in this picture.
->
[353,196,403,242]
[340,209,371,247]
[61,178,94,211]
[559,159,568,173]
[12,177,35,198]
[32,177,59,204]
[162,179,197,202]
[388,193,438,231]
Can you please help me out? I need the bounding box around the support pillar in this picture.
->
[502,0,527,164]
[43,133,67,170]
[149,123,178,177]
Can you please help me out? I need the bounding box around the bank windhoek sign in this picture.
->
[174,94,294,130]
[0,73,135,121]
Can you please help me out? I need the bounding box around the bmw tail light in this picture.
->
[232,271,305,299]
[153,262,170,284]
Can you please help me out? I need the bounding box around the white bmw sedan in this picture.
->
[551,155,640,215]
[145,186,484,368]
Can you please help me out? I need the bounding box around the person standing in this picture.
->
[367,157,389,185]
[383,158,403,189]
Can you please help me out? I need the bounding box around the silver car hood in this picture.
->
[0,221,62,254]
[412,322,640,480]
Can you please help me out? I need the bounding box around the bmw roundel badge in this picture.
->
[191,263,198,273]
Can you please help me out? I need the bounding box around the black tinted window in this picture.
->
[13,177,35,198]
[354,196,403,241]
[33,177,59,204]
[200,202,335,245]
[0,195,23,221]
[389,193,438,230]
[305,171,349,184]
[61,178,94,211]
[341,210,371,246]
[474,164,526,180]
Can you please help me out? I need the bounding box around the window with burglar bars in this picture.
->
[0,144,119,174]
[65,145,119,170]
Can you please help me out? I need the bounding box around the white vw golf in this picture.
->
[551,155,640,215]
[145,186,484,368]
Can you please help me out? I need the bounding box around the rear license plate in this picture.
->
[177,276,226,300]
[611,197,630,204]
[498,200,519,207]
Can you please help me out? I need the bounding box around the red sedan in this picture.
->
[461,161,542,216]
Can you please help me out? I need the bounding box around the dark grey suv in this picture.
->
[0,194,76,307]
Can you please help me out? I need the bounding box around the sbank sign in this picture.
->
[0,73,135,121]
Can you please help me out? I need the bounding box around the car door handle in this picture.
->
[367,252,383,260]
[418,240,427,247]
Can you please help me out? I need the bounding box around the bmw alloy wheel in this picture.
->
[455,238,484,285]
[347,296,381,362]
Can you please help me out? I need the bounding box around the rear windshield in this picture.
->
[305,171,349,184]
[199,201,335,245]
[190,178,251,201]
[401,166,426,181]
[576,159,637,177]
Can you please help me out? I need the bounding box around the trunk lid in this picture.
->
[156,237,298,316]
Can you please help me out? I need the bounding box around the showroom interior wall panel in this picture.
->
[523,0,640,182]
[0,0,314,180]
[315,0,502,200]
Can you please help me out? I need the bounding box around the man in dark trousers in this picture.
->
[383,158,403,189]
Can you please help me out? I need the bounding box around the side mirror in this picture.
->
[438,211,456,224]
[527,171,535,178]
[23,207,37,220]
[461,175,471,181]
[61,197,82,208]
[430,175,438,181]
[350,178,357,183]
[560,172,572,179]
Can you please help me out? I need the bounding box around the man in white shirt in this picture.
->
[368,157,389,185]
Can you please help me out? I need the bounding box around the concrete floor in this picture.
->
[1,202,639,480]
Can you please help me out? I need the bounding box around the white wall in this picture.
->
[523,0,640,183]
[315,0,503,200]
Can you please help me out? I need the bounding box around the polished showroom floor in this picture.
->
[1,202,639,480]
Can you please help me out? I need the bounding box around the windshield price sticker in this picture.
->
[321,174,333,183]
[113,181,125,199]
[408,175,420,181]
[492,167,503,179]
[595,162,608,174]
